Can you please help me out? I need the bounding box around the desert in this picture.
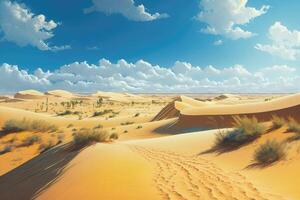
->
[0,91,299,200]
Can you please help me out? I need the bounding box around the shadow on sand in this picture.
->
[0,143,84,200]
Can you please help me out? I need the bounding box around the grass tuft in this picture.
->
[271,115,285,129]
[254,140,286,164]
[214,116,266,149]
[73,128,109,147]
[287,117,300,133]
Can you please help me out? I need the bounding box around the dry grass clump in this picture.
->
[39,140,55,153]
[215,116,266,149]
[271,115,285,129]
[287,117,300,133]
[2,118,58,134]
[19,135,41,147]
[0,144,13,155]
[73,128,110,147]
[110,132,119,140]
[254,140,286,164]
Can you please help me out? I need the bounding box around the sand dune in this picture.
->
[1,93,300,200]
[45,90,75,98]
[171,93,300,129]
[92,91,146,102]
[14,90,46,99]
[152,96,211,121]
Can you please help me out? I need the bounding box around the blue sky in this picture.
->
[1,0,300,93]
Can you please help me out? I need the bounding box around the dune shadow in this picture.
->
[244,161,278,170]
[154,118,212,135]
[0,143,84,200]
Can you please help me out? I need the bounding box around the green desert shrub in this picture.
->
[2,118,57,134]
[215,116,266,149]
[73,128,109,147]
[287,117,300,133]
[271,115,285,129]
[254,140,286,164]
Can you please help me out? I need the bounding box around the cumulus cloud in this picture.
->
[255,22,300,60]
[84,0,168,21]
[0,0,69,51]
[213,40,223,46]
[197,0,269,40]
[0,59,299,93]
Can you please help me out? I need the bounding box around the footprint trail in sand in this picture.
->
[130,145,285,200]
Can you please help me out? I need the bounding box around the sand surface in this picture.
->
[0,92,299,200]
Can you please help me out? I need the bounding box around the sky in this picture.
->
[1,0,300,93]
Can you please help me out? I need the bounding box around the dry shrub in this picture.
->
[73,128,109,147]
[271,115,285,129]
[19,135,41,147]
[214,116,266,149]
[2,118,58,134]
[287,117,300,133]
[254,140,286,164]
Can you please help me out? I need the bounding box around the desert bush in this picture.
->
[73,128,109,147]
[57,133,65,144]
[214,116,266,149]
[94,124,103,129]
[67,124,74,128]
[93,109,113,117]
[271,115,285,129]
[287,117,300,133]
[137,125,143,129]
[120,121,134,126]
[57,110,73,116]
[0,144,13,155]
[254,140,286,164]
[20,135,41,147]
[134,113,140,117]
[123,130,128,133]
[39,140,55,153]
[110,132,119,140]
[2,118,58,134]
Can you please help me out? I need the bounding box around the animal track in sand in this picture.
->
[129,145,285,200]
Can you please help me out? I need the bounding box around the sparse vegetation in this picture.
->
[39,140,55,153]
[0,144,13,155]
[271,115,285,129]
[254,140,286,164]
[73,128,110,147]
[94,124,103,129]
[19,135,41,147]
[214,116,266,149]
[287,117,300,133]
[121,121,134,126]
[2,118,58,134]
[137,125,143,129]
[93,109,113,117]
[110,132,119,140]
[134,113,140,117]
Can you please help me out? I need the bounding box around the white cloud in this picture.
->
[213,39,223,46]
[0,0,69,51]
[197,0,269,40]
[0,59,299,93]
[255,22,300,60]
[84,0,168,21]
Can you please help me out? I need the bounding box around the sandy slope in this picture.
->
[1,93,300,200]
[14,90,46,99]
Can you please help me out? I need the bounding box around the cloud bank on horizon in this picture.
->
[0,59,298,93]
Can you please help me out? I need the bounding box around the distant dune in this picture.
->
[14,90,46,99]
[92,91,146,102]
[45,90,75,98]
